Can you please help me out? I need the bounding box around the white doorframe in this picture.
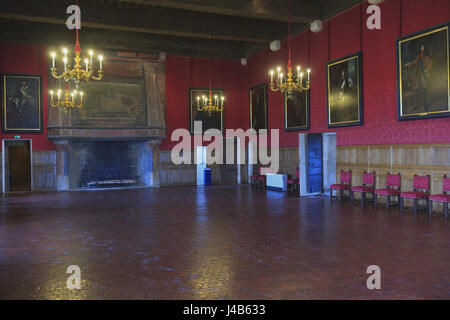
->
[298,133,336,197]
[196,146,207,186]
[2,139,33,193]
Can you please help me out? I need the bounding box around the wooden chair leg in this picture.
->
[339,190,343,201]
[444,203,448,219]
[361,192,366,206]
[374,194,377,207]
[400,197,404,212]
[386,196,391,208]
[330,189,333,200]
[413,199,417,215]
[428,200,433,216]
[350,191,354,204]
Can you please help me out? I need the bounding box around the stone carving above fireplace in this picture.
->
[47,54,166,142]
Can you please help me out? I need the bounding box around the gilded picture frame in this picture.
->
[284,90,310,131]
[249,84,268,131]
[326,52,363,128]
[2,73,42,133]
[397,22,449,120]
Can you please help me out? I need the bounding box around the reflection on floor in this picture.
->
[0,185,448,299]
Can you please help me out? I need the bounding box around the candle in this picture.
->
[51,52,56,68]
[307,69,311,81]
[63,57,68,72]
[297,66,300,81]
[57,90,61,100]
[49,90,54,100]
[80,92,83,102]
[277,67,281,78]
[280,73,284,85]
[221,96,224,106]
[89,50,93,65]
[85,58,89,71]
[270,70,274,83]
[300,72,304,84]
[71,93,74,102]
[98,55,103,70]
[62,47,68,58]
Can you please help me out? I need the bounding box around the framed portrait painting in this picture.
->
[284,90,310,131]
[249,84,268,131]
[397,23,449,120]
[2,74,42,133]
[189,88,224,134]
[326,52,363,128]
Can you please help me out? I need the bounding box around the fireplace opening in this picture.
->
[68,141,151,189]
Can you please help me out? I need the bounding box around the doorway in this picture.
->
[3,140,32,192]
[299,133,336,196]
[307,133,323,194]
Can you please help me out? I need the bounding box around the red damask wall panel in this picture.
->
[161,56,246,150]
[0,43,55,151]
[245,0,450,147]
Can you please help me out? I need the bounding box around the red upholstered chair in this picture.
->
[429,175,450,218]
[257,167,271,188]
[374,173,401,208]
[351,171,375,205]
[287,168,300,192]
[330,170,352,200]
[400,174,430,214]
[250,168,260,186]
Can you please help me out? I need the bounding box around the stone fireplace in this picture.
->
[47,52,166,190]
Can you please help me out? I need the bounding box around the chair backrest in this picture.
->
[340,170,352,184]
[295,168,300,179]
[362,171,375,186]
[443,175,450,193]
[386,173,401,189]
[413,175,430,192]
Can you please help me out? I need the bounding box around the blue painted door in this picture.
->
[307,134,323,194]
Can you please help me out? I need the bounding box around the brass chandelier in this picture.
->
[269,0,311,95]
[50,33,103,89]
[49,84,84,112]
[49,0,103,89]
[196,89,225,117]
[196,60,225,116]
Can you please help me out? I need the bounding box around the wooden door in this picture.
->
[6,141,31,192]
[307,134,323,194]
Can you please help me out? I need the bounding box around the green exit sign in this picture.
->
[14,136,21,139]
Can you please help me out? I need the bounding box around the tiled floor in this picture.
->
[0,185,448,300]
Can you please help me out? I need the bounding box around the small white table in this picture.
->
[265,174,287,191]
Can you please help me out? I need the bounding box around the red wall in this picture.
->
[0,43,55,151]
[161,56,246,150]
[246,0,450,147]
[1,0,448,152]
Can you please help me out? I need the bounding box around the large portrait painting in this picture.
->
[72,81,147,127]
[326,52,363,128]
[284,90,309,131]
[249,84,268,131]
[189,88,224,134]
[397,23,449,120]
[2,74,42,133]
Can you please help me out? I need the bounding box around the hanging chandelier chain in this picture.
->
[268,0,311,94]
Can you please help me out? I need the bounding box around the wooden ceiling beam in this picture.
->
[113,0,320,23]
[0,19,252,60]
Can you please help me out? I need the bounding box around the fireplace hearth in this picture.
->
[68,141,151,189]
